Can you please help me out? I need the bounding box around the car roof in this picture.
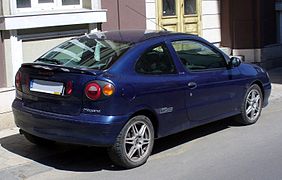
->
[86,30,195,43]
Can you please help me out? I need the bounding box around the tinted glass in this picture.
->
[136,44,176,74]
[38,0,54,3]
[36,37,132,70]
[62,0,80,5]
[163,0,176,16]
[184,0,197,15]
[17,0,31,8]
[172,40,226,71]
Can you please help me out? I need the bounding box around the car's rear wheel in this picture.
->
[22,131,55,146]
[108,115,154,168]
[236,84,263,125]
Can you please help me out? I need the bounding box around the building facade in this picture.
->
[0,0,106,113]
[221,0,282,69]
[0,0,282,114]
[102,0,222,45]
[0,0,106,88]
[102,0,282,68]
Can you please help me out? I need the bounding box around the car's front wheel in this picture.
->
[108,115,154,168]
[236,84,263,125]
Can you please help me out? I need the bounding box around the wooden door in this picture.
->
[157,0,201,35]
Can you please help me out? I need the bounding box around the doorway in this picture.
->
[157,0,201,35]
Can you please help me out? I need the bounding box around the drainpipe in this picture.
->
[117,0,121,30]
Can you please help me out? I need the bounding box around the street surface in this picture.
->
[0,97,282,180]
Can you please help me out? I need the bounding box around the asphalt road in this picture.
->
[1,99,282,180]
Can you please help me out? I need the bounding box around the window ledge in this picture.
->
[8,8,107,17]
[0,9,107,30]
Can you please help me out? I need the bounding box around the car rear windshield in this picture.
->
[35,37,132,70]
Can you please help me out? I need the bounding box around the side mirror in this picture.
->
[229,57,242,68]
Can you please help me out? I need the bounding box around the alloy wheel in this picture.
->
[124,121,152,162]
[245,89,262,121]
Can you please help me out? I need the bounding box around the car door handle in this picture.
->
[188,82,197,89]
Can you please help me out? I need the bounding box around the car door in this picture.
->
[170,39,241,124]
[134,43,190,136]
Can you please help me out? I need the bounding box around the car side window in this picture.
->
[135,44,177,75]
[172,40,227,71]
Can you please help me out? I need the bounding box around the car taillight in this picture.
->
[85,81,115,100]
[65,81,73,95]
[15,71,22,91]
[103,84,115,96]
[85,82,101,100]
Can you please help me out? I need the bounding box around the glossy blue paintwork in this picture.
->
[12,30,271,146]
[13,99,128,146]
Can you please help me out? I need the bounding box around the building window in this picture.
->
[38,0,54,3]
[62,0,80,5]
[17,0,31,8]
[184,0,197,15]
[162,0,176,16]
[15,0,82,12]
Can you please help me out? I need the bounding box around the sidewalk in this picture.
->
[0,88,15,130]
[1,67,282,131]
[0,112,14,130]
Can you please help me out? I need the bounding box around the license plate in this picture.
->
[30,79,64,95]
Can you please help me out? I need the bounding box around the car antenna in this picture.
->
[125,5,167,31]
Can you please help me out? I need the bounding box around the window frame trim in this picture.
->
[14,0,83,13]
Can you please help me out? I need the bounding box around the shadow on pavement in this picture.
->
[152,117,239,154]
[0,117,238,172]
[0,134,115,172]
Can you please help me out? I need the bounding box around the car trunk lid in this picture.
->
[19,63,102,116]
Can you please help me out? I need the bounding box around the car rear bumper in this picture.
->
[12,99,129,147]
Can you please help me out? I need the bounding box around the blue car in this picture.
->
[12,30,271,168]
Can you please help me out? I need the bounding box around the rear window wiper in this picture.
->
[36,58,63,65]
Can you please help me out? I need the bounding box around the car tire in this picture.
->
[236,84,263,125]
[107,115,154,168]
[23,131,55,146]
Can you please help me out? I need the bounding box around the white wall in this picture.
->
[0,89,15,114]
[22,37,72,63]
[0,0,2,15]
[201,0,221,43]
[146,0,157,30]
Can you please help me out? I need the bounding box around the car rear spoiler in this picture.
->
[21,63,100,76]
